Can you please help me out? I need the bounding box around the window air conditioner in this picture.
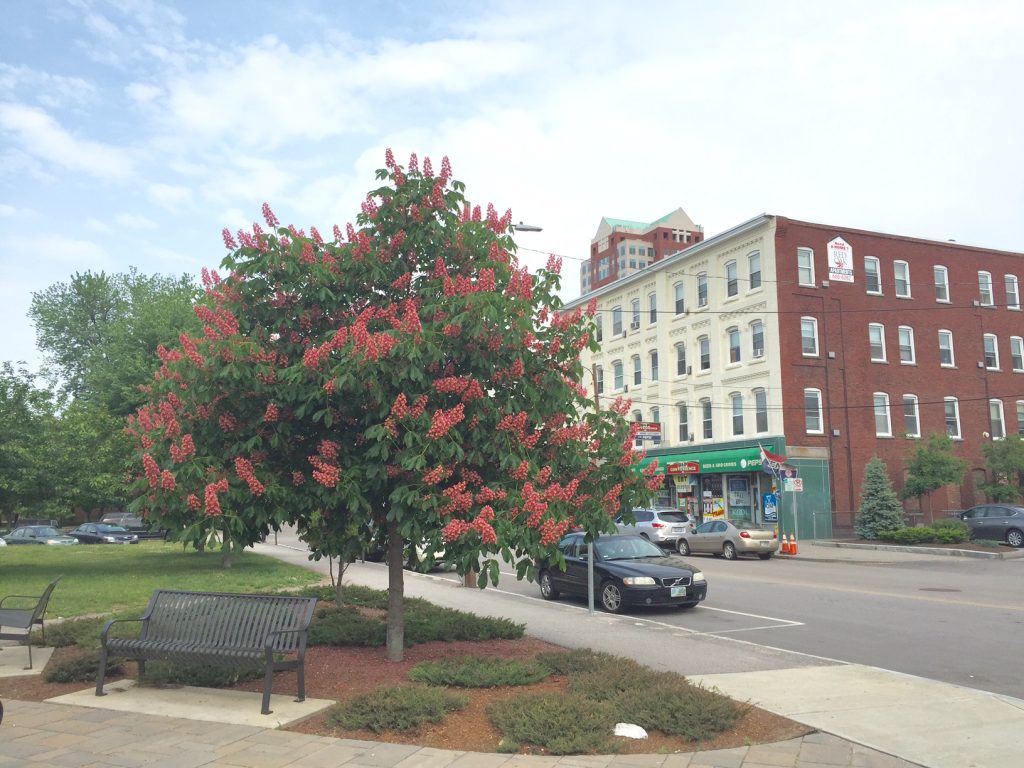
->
[630,321,640,330]
[752,349,764,359]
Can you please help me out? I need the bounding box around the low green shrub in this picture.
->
[929,519,969,543]
[880,527,936,544]
[298,584,389,609]
[43,652,124,683]
[536,649,610,675]
[326,685,468,732]
[43,617,107,649]
[613,674,745,741]
[972,539,1003,548]
[488,692,618,755]
[404,601,524,644]
[140,660,264,688]
[308,605,387,647]
[409,656,550,687]
[567,656,662,701]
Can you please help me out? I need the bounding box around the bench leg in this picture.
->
[95,647,109,696]
[261,664,274,715]
[24,640,32,671]
[296,661,306,703]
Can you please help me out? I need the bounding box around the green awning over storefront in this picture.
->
[637,444,780,475]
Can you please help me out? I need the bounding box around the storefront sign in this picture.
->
[635,422,661,437]
[639,446,783,475]
[763,493,778,522]
[827,236,854,283]
[666,460,700,474]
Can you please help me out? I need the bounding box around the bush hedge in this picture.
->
[877,519,969,545]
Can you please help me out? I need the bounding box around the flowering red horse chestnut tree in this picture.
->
[128,151,662,660]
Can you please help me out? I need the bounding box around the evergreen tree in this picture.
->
[855,457,905,538]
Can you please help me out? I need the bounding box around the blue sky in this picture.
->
[2,0,1023,373]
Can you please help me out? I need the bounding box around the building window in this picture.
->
[984,333,999,370]
[990,399,1005,440]
[748,251,761,290]
[613,360,624,389]
[648,292,657,324]
[754,388,768,433]
[1007,275,1021,310]
[629,246,636,255]
[898,326,916,365]
[632,355,642,385]
[697,273,708,308]
[1017,401,1024,436]
[673,282,685,314]
[598,258,610,280]
[728,327,741,363]
[751,320,764,358]
[938,329,955,367]
[594,314,603,342]
[874,393,892,437]
[678,403,690,441]
[630,299,641,329]
[726,260,738,297]
[865,256,881,294]
[650,351,659,381]
[903,395,920,438]
[650,407,662,446]
[797,247,815,286]
[699,335,711,371]
[731,393,744,435]
[801,317,819,356]
[979,271,994,306]
[894,260,911,298]
[944,397,961,439]
[595,366,604,395]
[869,323,886,362]
[804,389,823,434]
[676,343,688,376]
[1011,336,1024,371]
[612,306,622,336]
[934,265,950,303]
[701,398,713,439]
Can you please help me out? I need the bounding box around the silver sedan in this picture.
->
[676,519,778,560]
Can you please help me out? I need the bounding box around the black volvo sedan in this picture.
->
[536,532,708,613]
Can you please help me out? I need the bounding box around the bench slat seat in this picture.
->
[96,589,318,715]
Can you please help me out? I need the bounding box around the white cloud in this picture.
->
[0,203,20,217]
[0,63,97,109]
[115,213,158,229]
[125,82,162,103]
[3,234,110,267]
[0,104,133,180]
[85,217,112,233]
[147,182,192,210]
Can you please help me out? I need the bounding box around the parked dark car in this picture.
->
[68,523,139,544]
[2,525,79,546]
[960,505,1024,547]
[536,532,707,613]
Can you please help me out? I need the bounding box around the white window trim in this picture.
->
[1011,336,1024,372]
[869,323,887,362]
[990,399,1006,440]
[865,256,882,295]
[938,329,956,368]
[801,316,819,357]
[984,333,1000,371]
[731,392,744,436]
[612,360,624,390]
[675,343,688,377]
[797,247,815,287]
[754,388,769,434]
[898,325,916,365]
[979,271,994,307]
[748,251,762,292]
[804,388,823,434]
[673,282,685,315]
[697,272,708,309]
[894,260,912,298]
[1007,275,1021,311]
[725,260,739,298]
[1017,400,1024,436]
[874,392,893,437]
[698,335,711,373]
[903,394,921,438]
[751,320,765,359]
[727,327,741,366]
[934,265,950,303]
[944,397,962,440]
[700,398,713,439]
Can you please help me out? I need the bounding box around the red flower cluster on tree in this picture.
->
[264,403,279,422]
[235,457,265,496]
[426,403,465,439]
[204,478,229,516]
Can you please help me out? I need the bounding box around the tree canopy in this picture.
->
[128,151,660,659]
[979,435,1024,503]
[900,433,968,517]
[0,363,58,524]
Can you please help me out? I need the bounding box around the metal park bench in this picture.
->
[96,589,318,714]
[0,576,62,670]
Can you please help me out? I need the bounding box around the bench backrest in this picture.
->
[142,590,317,652]
[31,577,63,624]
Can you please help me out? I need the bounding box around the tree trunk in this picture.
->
[385,518,405,661]
[221,528,233,569]
[333,557,348,607]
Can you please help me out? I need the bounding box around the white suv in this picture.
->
[615,508,695,549]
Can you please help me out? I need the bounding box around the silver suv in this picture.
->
[615,508,695,548]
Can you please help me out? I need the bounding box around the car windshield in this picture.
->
[656,512,688,523]
[733,521,764,530]
[96,524,128,533]
[596,537,666,560]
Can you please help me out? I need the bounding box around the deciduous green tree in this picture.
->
[855,457,905,539]
[0,363,58,525]
[128,151,660,660]
[900,433,968,519]
[979,435,1024,502]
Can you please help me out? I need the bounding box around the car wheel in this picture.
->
[677,539,691,556]
[539,571,560,600]
[758,553,773,560]
[600,581,624,613]
[1006,529,1024,548]
[723,541,738,560]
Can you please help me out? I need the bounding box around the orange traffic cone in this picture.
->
[790,533,798,556]
[781,534,790,554]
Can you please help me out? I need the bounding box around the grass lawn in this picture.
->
[1,541,325,619]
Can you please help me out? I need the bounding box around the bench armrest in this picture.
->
[263,626,310,651]
[0,595,43,608]
[100,617,145,644]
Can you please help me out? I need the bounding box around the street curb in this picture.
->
[810,541,1024,560]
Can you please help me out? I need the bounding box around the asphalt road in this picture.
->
[263,527,1024,700]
